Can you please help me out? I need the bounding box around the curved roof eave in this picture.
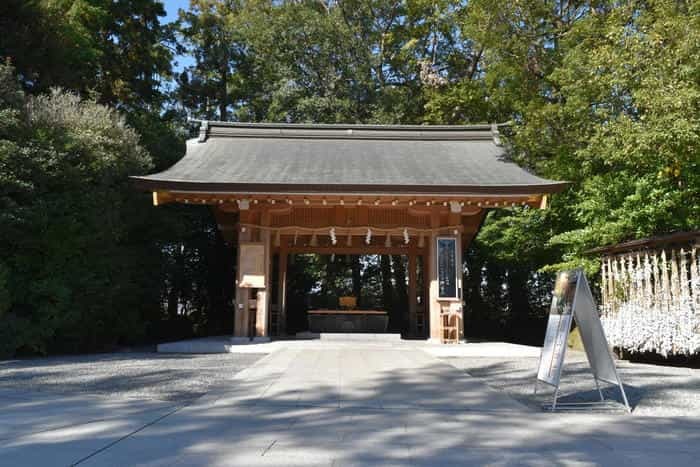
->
[130,177,570,196]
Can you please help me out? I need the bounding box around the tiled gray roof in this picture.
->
[132,122,567,195]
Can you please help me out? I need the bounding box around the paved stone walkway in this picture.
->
[1,344,699,466]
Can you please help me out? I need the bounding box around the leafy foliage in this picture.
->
[0,65,154,355]
[0,0,174,108]
[0,0,698,354]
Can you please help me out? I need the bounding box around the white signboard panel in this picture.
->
[238,243,266,288]
[537,270,578,386]
[535,269,630,411]
[573,274,621,385]
[537,313,573,386]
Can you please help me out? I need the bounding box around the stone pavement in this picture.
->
[1,343,699,466]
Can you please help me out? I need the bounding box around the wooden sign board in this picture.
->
[437,237,458,299]
[238,243,266,288]
[535,269,630,411]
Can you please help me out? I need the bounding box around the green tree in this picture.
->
[0,64,157,355]
[424,0,699,274]
[176,0,249,120]
[540,0,700,267]
[0,0,174,108]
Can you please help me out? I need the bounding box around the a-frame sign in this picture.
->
[535,269,631,412]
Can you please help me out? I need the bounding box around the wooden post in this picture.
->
[455,228,464,341]
[427,209,441,342]
[691,245,699,311]
[427,231,441,341]
[255,210,272,340]
[278,245,288,336]
[408,253,417,336]
[601,258,608,311]
[234,204,251,339]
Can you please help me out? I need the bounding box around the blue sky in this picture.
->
[162,0,193,72]
[163,0,190,24]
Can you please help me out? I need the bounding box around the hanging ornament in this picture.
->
[310,232,318,247]
[403,228,410,245]
[331,253,335,262]
[385,235,392,248]
[365,228,372,245]
[293,230,298,245]
[346,233,352,247]
[330,227,337,245]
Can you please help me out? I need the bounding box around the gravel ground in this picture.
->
[445,351,700,416]
[3,347,697,416]
[0,352,266,402]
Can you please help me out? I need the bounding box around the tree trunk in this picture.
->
[462,253,484,336]
[219,47,229,120]
[166,244,185,319]
[381,255,393,323]
[392,255,408,333]
[351,255,362,306]
[507,267,533,341]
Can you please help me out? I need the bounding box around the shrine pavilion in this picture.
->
[132,122,567,343]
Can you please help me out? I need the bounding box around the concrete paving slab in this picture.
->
[0,391,176,441]
[0,403,180,466]
[420,341,542,358]
[2,343,699,466]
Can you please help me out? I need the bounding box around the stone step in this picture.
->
[294,332,403,342]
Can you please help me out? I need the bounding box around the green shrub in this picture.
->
[0,63,155,357]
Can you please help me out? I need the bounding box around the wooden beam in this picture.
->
[163,192,546,210]
[151,191,176,206]
[285,246,419,255]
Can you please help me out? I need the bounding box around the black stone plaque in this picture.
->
[437,237,457,298]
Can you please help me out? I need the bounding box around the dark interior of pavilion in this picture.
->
[278,254,426,337]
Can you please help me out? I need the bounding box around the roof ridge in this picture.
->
[195,120,506,143]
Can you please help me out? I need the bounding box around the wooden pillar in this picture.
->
[455,229,464,341]
[234,203,251,339]
[427,231,442,341]
[254,210,272,340]
[277,245,288,336]
[427,208,442,341]
[448,203,464,341]
[408,252,418,336]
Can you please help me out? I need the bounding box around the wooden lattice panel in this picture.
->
[271,206,431,228]
[368,208,430,228]
[271,207,333,228]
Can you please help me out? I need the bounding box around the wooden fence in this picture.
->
[597,234,699,356]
